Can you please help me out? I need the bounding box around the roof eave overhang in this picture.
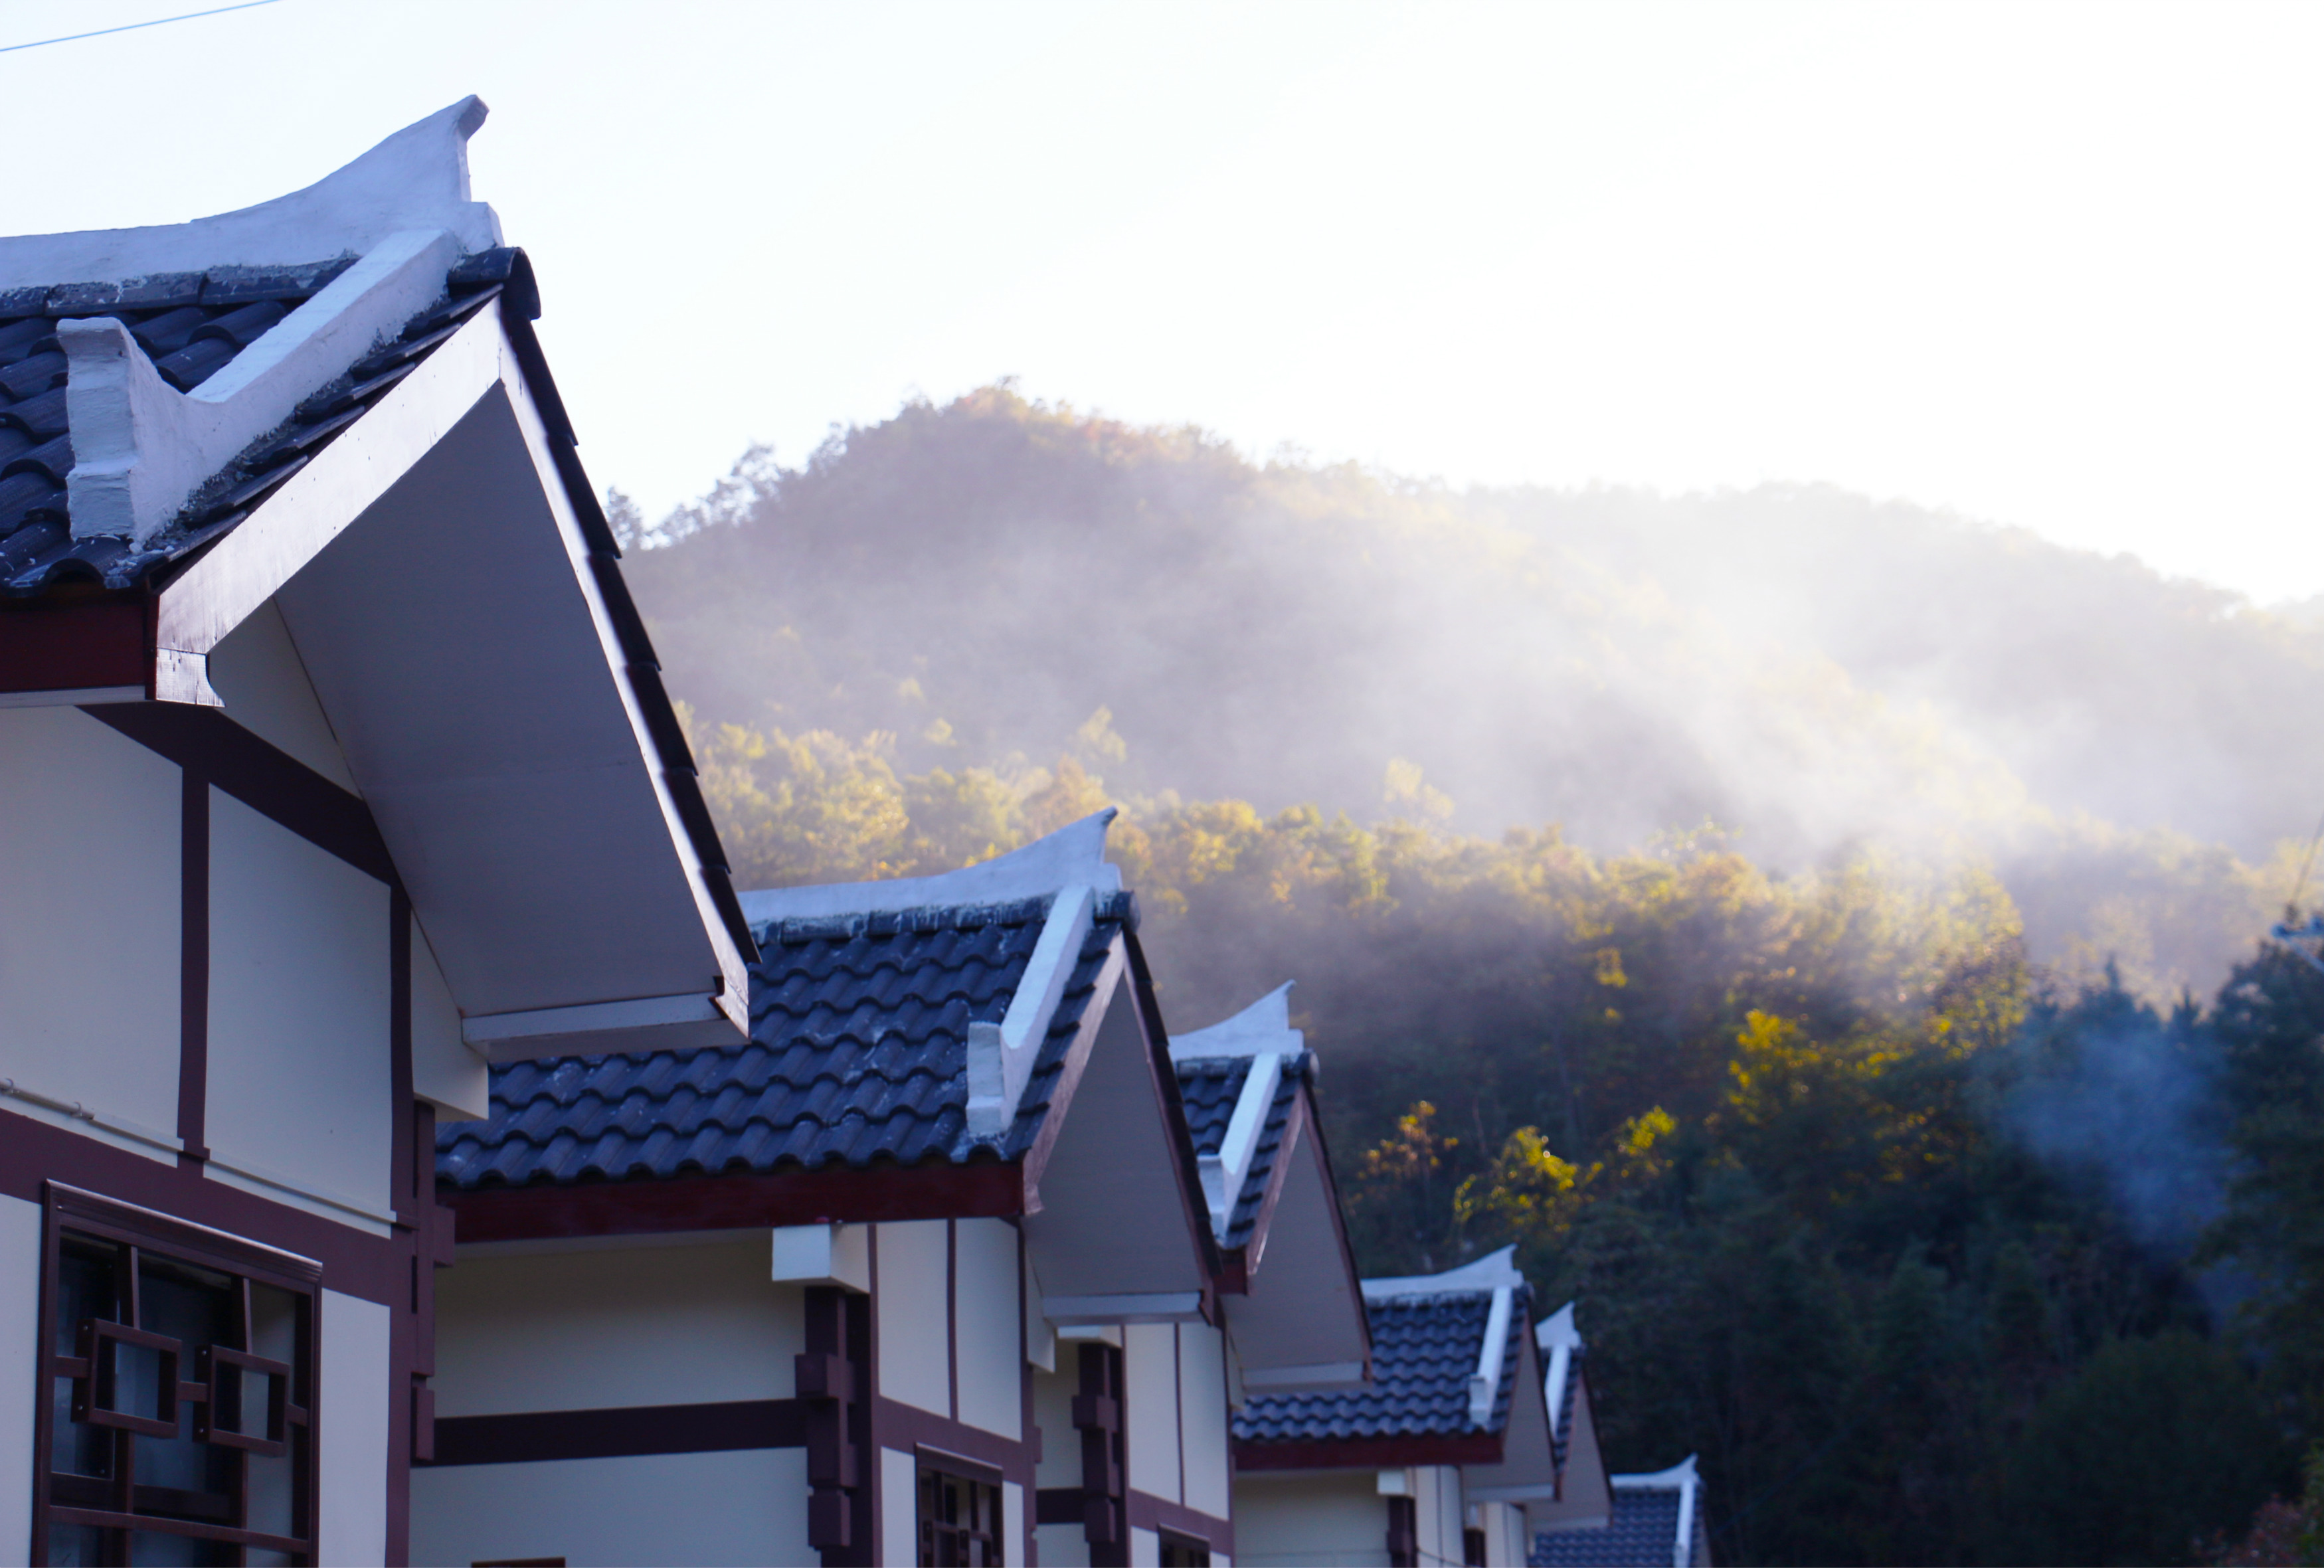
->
[13,294,752,1056]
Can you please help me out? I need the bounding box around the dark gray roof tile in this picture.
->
[438,891,1133,1188]
[1235,1284,1530,1444]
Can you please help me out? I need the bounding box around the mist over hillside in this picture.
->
[624,387,2317,1000]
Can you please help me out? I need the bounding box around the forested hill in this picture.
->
[624,388,2324,1562]
[625,385,2321,1003]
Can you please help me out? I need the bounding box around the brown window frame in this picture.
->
[1158,1529,1213,1567]
[31,1182,323,1567]
[915,1449,1005,1566]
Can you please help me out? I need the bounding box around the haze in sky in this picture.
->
[5,0,2318,600]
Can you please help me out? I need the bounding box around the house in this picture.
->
[1530,1304,1612,1535]
[416,814,1277,1567]
[1166,984,1372,1397]
[0,100,751,1565]
[1231,1250,1564,1568]
[1532,1457,1710,1568]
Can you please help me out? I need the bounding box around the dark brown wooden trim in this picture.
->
[425,1399,809,1466]
[872,1397,1035,1486]
[1231,1431,1506,1472]
[48,1183,321,1287]
[445,1160,1024,1243]
[1126,1489,1233,1554]
[177,765,210,1166]
[0,596,148,695]
[87,702,394,883]
[946,1218,960,1423]
[0,1106,405,1307]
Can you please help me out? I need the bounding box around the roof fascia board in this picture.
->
[152,296,507,691]
[0,98,497,292]
[1231,1433,1504,1473]
[63,228,464,545]
[1232,1081,1308,1285]
[1238,1360,1367,1392]
[460,991,735,1061]
[967,881,1094,1139]
[1039,1291,1206,1326]
[0,685,144,708]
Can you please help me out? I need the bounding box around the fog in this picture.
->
[626,387,2323,1000]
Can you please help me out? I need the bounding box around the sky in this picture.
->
[5,0,2321,600]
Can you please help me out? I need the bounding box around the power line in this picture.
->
[0,0,281,56]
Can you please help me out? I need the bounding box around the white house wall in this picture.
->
[956,1217,1023,1440]
[432,1239,803,1415]
[1234,1470,1392,1567]
[410,915,488,1121]
[207,596,358,792]
[410,1448,813,1568]
[205,788,395,1227]
[1178,1322,1231,1521]
[1417,1464,1465,1568]
[0,707,181,1151]
[319,1287,392,1567]
[0,1193,38,1563]
[1124,1323,1180,1504]
[881,1446,917,1565]
[876,1219,951,1416]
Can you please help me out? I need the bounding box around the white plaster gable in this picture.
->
[736,808,1123,924]
[1361,1245,1526,1301]
[0,98,498,292]
[1168,980,1304,1062]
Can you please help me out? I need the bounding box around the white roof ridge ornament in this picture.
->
[1168,980,1303,1062]
[1536,1299,1582,1351]
[0,98,499,292]
[1360,1244,1526,1300]
[64,228,465,546]
[739,808,1123,926]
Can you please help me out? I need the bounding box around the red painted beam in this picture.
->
[445,1160,1026,1243]
[1232,1431,1506,1472]
[0,598,149,695]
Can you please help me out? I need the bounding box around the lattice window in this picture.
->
[33,1186,319,1567]
[916,1457,1004,1567]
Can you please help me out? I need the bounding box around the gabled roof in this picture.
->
[0,102,752,1061]
[442,817,1222,1318]
[1535,1458,1708,1568]
[439,889,1130,1187]
[1237,1249,1532,1448]
[1171,986,1309,1252]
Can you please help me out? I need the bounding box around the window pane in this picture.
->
[132,1259,235,1505]
[52,1243,118,1481]
[128,1528,230,1565]
[44,1524,110,1565]
[246,1445,297,1539]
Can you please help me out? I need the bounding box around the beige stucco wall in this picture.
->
[207,788,394,1227]
[432,1238,804,1416]
[1235,1469,1392,1567]
[0,706,182,1154]
[877,1219,950,1415]
[318,1288,391,1566]
[956,1217,1022,1438]
[410,1447,814,1567]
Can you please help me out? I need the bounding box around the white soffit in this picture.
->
[1225,1135,1370,1380]
[1023,972,1210,1303]
[157,300,746,1051]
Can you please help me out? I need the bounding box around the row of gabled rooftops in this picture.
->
[0,95,1702,1568]
[436,808,1704,1565]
